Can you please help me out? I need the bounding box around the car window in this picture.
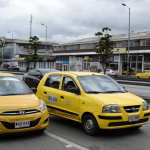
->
[106,69,110,72]
[35,71,42,76]
[78,75,125,93]
[28,70,35,76]
[41,70,59,76]
[145,71,150,73]
[45,75,62,89]
[61,76,77,92]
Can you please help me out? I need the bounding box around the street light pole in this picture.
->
[8,31,13,65]
[122,3,130,75]
[41,23,47,62]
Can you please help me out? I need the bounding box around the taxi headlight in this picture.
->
[102,104,121,113]
[39,100,47,111]
[142,102,149,111]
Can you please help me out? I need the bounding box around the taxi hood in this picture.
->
[0,94,40,109]
[90,92,144,107]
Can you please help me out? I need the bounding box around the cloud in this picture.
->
[0,0,150,42]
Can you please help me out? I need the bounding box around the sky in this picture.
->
[0,0,150,43]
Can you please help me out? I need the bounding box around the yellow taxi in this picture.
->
[116,68,128,75]
[36,72,150,135]
[136,70,150,79]
[0,73,49,134]
[122,68,135,75]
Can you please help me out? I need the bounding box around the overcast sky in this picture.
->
[0,0,150,43]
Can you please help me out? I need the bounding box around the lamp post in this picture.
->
[8,31,13,65]
[122,3,130,75]
[41,23,47,61]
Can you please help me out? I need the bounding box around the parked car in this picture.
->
[100,69,118,77]
[8,65,20,71]
[116,68,135,75]
[36,72,150,136]
[22,69,59,90]
[136,70,150,79]
[0,73,49,134]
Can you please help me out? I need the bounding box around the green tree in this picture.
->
[95,27,114,74]
[26,36,43,68]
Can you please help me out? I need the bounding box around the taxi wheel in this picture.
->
[82,114,99,136]
[137,76,140,79]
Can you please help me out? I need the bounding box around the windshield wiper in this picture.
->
[86,91,102,94]
[103,91,126,93]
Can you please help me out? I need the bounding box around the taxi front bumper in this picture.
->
[0,109,49,134]
[94,110,150,129]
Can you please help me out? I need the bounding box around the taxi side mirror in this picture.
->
[68,87,80,95]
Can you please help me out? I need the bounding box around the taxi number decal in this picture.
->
[47,94,57,104]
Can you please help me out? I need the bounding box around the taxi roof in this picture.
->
[0,73,16,77]
[49,71,103,77]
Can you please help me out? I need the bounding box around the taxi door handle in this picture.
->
[44,91,47,94]
[60,96,64,99]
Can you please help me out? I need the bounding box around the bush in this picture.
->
[97,69,101,73]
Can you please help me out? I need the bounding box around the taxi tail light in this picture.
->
[112,72,114,73]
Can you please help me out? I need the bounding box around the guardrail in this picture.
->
[116,79,150,86]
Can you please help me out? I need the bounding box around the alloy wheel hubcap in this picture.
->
[85,119,94,131]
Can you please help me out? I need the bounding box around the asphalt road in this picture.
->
[0,72,150,150]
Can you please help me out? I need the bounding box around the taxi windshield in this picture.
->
[0,76,32,96]
[77,75,126,94]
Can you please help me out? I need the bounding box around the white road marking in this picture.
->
[44,130,89,150]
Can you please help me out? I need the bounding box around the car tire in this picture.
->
[82,114,99,136]
[137,76,140,79]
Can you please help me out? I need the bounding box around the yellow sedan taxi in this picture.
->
[136,70,150,79]
[36,72,150,135]
[0,73,49,134]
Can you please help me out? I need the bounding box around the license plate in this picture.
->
[15,120,30,128]
[129,115,139,122]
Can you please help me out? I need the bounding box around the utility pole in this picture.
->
[8,31,13,66]
[29,14,32,56]
[41,23,47,68]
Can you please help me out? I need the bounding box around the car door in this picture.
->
[34,70,43,88]
[41,75,62,115]
[57,75,80,121]
[145,71,150,78]
[141,71,146,78]
[25,70,36,88]
[106,69,110,75]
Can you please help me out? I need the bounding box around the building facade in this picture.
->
[52,31,150,75]
[0,36,59,70]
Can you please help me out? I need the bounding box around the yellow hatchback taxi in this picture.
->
[36,72,150,135]
[0,73,49,134]
[136,70,150,79]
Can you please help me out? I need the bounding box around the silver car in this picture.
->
[100,69,118,77]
